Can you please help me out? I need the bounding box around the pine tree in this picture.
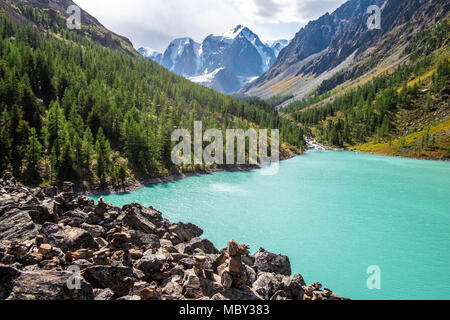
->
[95,127,111,184]
[26,127,42,166]
[0,110,11,171]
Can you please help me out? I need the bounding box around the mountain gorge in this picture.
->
[139,26,289,94]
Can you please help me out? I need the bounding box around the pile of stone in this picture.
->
[0,171,347,300]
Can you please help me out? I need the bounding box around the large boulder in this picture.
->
[82,265,137,297]
[121,204,159,233]
[0,209,39,243]
[128,230,160,248]
[160,275,184,300]
[169,222,203,242]
[81,223,106,238]
[252,248,291,276]
[283,274,306,300]
[6,269,94,300]
[176,238,219,255]
[135,250,166,276]
[40,223,99,252]
[181,269,217,299]
[252,272,287,300]
[20,205,57,225]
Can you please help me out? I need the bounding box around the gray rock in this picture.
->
[161,275,183,300]
[179,257,195,269]
[128,230,160,248]
[252,248,291,276]
[81,223,106,238]
[244,264,257,286]
[0,209,39,243]
[252,272,285,300]
[93,288,114,300]
[169,222,203,242]
[7,269,93,300]
[130,281,151,296]
[21,205,57,224]
[40,223,99,252]
[82,265,136,297]
[135,250,166,275]
[224,287,262,300]
[121,204,161,233]
[176,237,219,255]
[43,187,57,198]
[284,274,306,300]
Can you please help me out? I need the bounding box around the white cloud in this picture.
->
[74,0,347,51]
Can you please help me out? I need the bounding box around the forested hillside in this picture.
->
[283,20,449,160]
[0,4,305,189]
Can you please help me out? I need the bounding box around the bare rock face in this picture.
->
[252,248,292,276]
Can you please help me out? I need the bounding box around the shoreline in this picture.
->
[81,145,449,197]
[81,150,302,196]
[348,147,450,163]
[81,165,264,196]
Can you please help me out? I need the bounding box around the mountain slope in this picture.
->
[242,0,449,105]
[0,1,304,189]
[284,19,449,160]
[139,26,289,94]
[0,0,137,55]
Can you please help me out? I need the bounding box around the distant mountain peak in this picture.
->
[139,25,288,94]
[222,25,247,39]
[138,47,162,64]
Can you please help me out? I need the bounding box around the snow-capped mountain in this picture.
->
[138,26,290,94]
[138,47,162,64]
[265,40,289,58]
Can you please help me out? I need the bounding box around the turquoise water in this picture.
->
[91,151,450,300]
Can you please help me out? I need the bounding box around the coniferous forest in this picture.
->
[0,6,305,189]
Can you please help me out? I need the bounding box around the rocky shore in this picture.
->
[0,171,347,301]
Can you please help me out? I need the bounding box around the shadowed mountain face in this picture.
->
[0,0,136,55]
[241,0,449,103]
[139,26,289,94]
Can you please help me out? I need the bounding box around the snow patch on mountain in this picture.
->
[138,47,162,64]
[139,26,290,93]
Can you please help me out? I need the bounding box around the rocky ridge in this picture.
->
[0,171,347,301]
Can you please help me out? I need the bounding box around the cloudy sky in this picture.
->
[74,0,347,52]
